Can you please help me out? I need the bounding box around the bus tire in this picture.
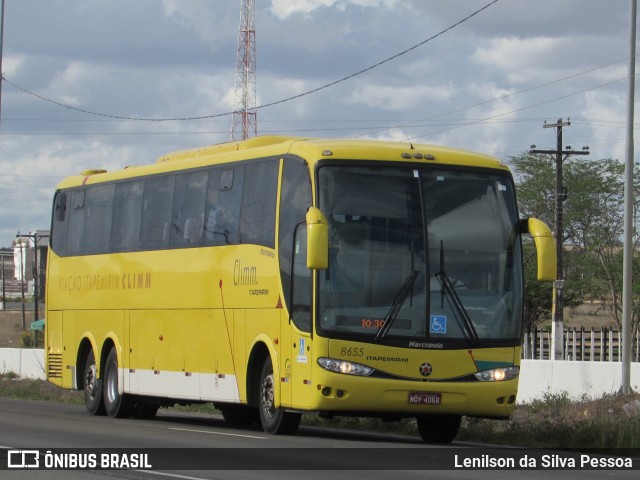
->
[416,414,461,444]
[83,349,105,416]
[103,347,134,418]
[258,358,301,435]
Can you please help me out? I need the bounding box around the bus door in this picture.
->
[286,223,313,409]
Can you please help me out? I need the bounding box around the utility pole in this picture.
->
[1,0,6,127]
[1,253,5,310]
[16,236,26,330]
[530,118,589,360]
[621,0,636,395]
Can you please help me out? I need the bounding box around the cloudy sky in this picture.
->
[0,0,636,248]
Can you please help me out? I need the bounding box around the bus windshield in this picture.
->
[317,164,523,344]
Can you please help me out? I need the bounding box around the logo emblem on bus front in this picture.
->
[419,362,433,377]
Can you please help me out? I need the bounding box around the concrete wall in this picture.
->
[0,348,45,379]
[0,348,638,403]
[517,359,640,403]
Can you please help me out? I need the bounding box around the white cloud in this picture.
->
[2,56,26,76]
[269,0,399,19]
[347,83,455,111]
[472,36,565,84]
[42,61,110,107]
[270,0,337,19]
[581,90,627,161]
[161,0,227,47]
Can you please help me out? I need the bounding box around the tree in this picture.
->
[509,153,640,337]
[521,239,553,332]
[510,153,582,330]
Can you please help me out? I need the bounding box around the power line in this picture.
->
[404,74,633,142]
[2,52,632,138]
[354,55,633,140]
[0,0,499,122]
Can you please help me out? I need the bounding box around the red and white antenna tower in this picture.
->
[231,0,257,141]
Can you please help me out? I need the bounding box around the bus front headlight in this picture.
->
[318,357,374,376]
[474,366,519,382]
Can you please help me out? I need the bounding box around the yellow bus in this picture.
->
[45,136,555,443]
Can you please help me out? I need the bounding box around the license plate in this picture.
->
[408,392,442,405]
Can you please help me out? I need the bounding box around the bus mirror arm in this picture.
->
[306,207,329,270]
[520,217,557,282]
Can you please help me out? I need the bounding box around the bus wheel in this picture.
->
[258,359,301,435]
[416,414,461,444]
[103,347,134,418]
[83,349,105,416]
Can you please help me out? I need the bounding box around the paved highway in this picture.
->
[0,398,636,479]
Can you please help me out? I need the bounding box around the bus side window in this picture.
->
[51,192,70,256]
[67,189,87,256]
[172,170,208,248]
[111,180,143,252]
[205,166,243,246]
[141,175,175,250]
[82,184,115,255]
[240,159,278,248]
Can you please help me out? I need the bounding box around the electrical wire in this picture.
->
[0,0,499,122]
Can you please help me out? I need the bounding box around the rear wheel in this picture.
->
[103,347,134,418]
[416,414,462,444]
[258,358,301,435]
[83,349,105,416]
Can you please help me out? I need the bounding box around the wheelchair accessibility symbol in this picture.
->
[430,315,447,334]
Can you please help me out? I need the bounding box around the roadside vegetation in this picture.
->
[2,373,638,451]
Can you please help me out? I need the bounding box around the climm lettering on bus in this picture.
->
[234,259,258,286]
[122,272,151,290]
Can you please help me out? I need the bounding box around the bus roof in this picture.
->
[55,136,509,189]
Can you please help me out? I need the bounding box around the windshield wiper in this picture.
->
[375,270,419,341]
[436,241,479,344]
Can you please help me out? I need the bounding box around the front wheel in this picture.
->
[416,414,462,444]
[103,347,134,418]
[258,359,301,435]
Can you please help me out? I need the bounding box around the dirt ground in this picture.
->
[0,310,36,348]
[0,303,619,349]
[565,302,619,329]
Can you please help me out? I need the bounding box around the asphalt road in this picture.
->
[0,398,637,480]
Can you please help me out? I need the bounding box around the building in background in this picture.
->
[11,230,49,300]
